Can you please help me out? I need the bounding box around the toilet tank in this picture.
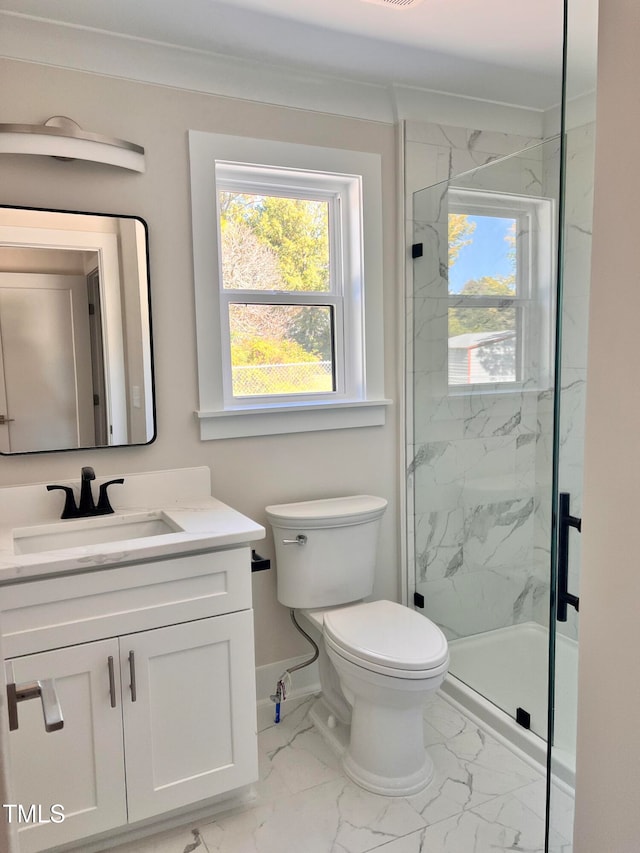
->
[265,495,387,609]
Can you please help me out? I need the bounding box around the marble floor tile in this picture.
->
[256,694,315,734]
[423,693,480,741]
[260,721,343,795]
[548,839,573,853]
[414,694,543,822]
[512,778,575,850]
[108,825,208,853]
[510,778,546,816]
[108,691,572,853]
[258,695,343,796]
[546,783,576,846]
[376,793,547,853]
[199,777,427,853]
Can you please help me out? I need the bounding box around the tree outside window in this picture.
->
[446,189,553,390]
[218,191,336,397]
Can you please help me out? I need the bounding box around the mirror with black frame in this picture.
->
[0,205,155,454]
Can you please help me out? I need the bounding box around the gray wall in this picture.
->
[574,0,640,849]
[0,57,400,668]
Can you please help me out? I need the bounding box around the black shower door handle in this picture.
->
[557,492,581,622]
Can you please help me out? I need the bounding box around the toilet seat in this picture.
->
[323,600,449,680]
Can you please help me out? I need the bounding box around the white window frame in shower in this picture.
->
[189,132,390,439]
[447,188,555,394]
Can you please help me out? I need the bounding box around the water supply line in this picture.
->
[270,609,319,723]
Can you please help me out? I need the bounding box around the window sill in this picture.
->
[448,384,551,399]
[196,399,392,439]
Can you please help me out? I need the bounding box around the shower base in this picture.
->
[442,621,577,788]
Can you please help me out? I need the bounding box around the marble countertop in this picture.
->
[0,468,265,585]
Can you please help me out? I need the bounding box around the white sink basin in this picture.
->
[13,512,182,555]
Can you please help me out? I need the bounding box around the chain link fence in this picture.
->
[232,361,333,396]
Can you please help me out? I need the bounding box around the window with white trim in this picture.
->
[217,164,356,405]
[447,189,554,392]
[189,133,389,439]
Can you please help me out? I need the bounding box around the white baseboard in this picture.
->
[255,655,320,705]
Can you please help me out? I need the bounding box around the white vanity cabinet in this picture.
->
[2,546,259,853]
[121,610,256,823]
[7,638,128,853]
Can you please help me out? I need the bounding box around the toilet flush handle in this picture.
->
[282,534,308,545]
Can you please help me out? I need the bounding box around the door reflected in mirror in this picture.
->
[0,206,155,454]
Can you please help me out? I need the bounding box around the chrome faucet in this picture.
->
[47,467,125,519]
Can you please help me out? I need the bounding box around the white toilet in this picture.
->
[265,495,449,796]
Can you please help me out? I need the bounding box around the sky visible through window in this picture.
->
[448,215,515,293]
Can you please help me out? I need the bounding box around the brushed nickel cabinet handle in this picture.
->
[128,651,137,702]
[107,656,117,708]
[7,679,64,732]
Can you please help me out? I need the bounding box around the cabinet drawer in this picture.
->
[1,548,252,657]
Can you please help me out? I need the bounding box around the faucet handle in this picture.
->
[81,466,95,481]
[96,478,125,515]
[46,485,79,519]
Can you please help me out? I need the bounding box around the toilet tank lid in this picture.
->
[265,495,387,528]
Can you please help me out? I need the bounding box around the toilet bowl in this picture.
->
[265,495,449,796]
[310,599,448,795]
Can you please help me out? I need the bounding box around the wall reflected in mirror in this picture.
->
[0,206,155,454]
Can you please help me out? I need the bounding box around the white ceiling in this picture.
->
[0,0,598,110]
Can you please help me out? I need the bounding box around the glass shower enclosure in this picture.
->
[408,113,594,847]
[409,138,561,745]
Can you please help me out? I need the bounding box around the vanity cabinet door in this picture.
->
[6,638,127,853]
[121,611,258,823]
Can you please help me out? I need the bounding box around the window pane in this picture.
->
[229,303,335,397]
[219,192,330,292]
[448,306,517,385]
[448,213,517,297]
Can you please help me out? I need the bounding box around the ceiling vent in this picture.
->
[360,0,425,8]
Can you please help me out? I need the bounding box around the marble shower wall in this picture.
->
[406,123,558,641]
